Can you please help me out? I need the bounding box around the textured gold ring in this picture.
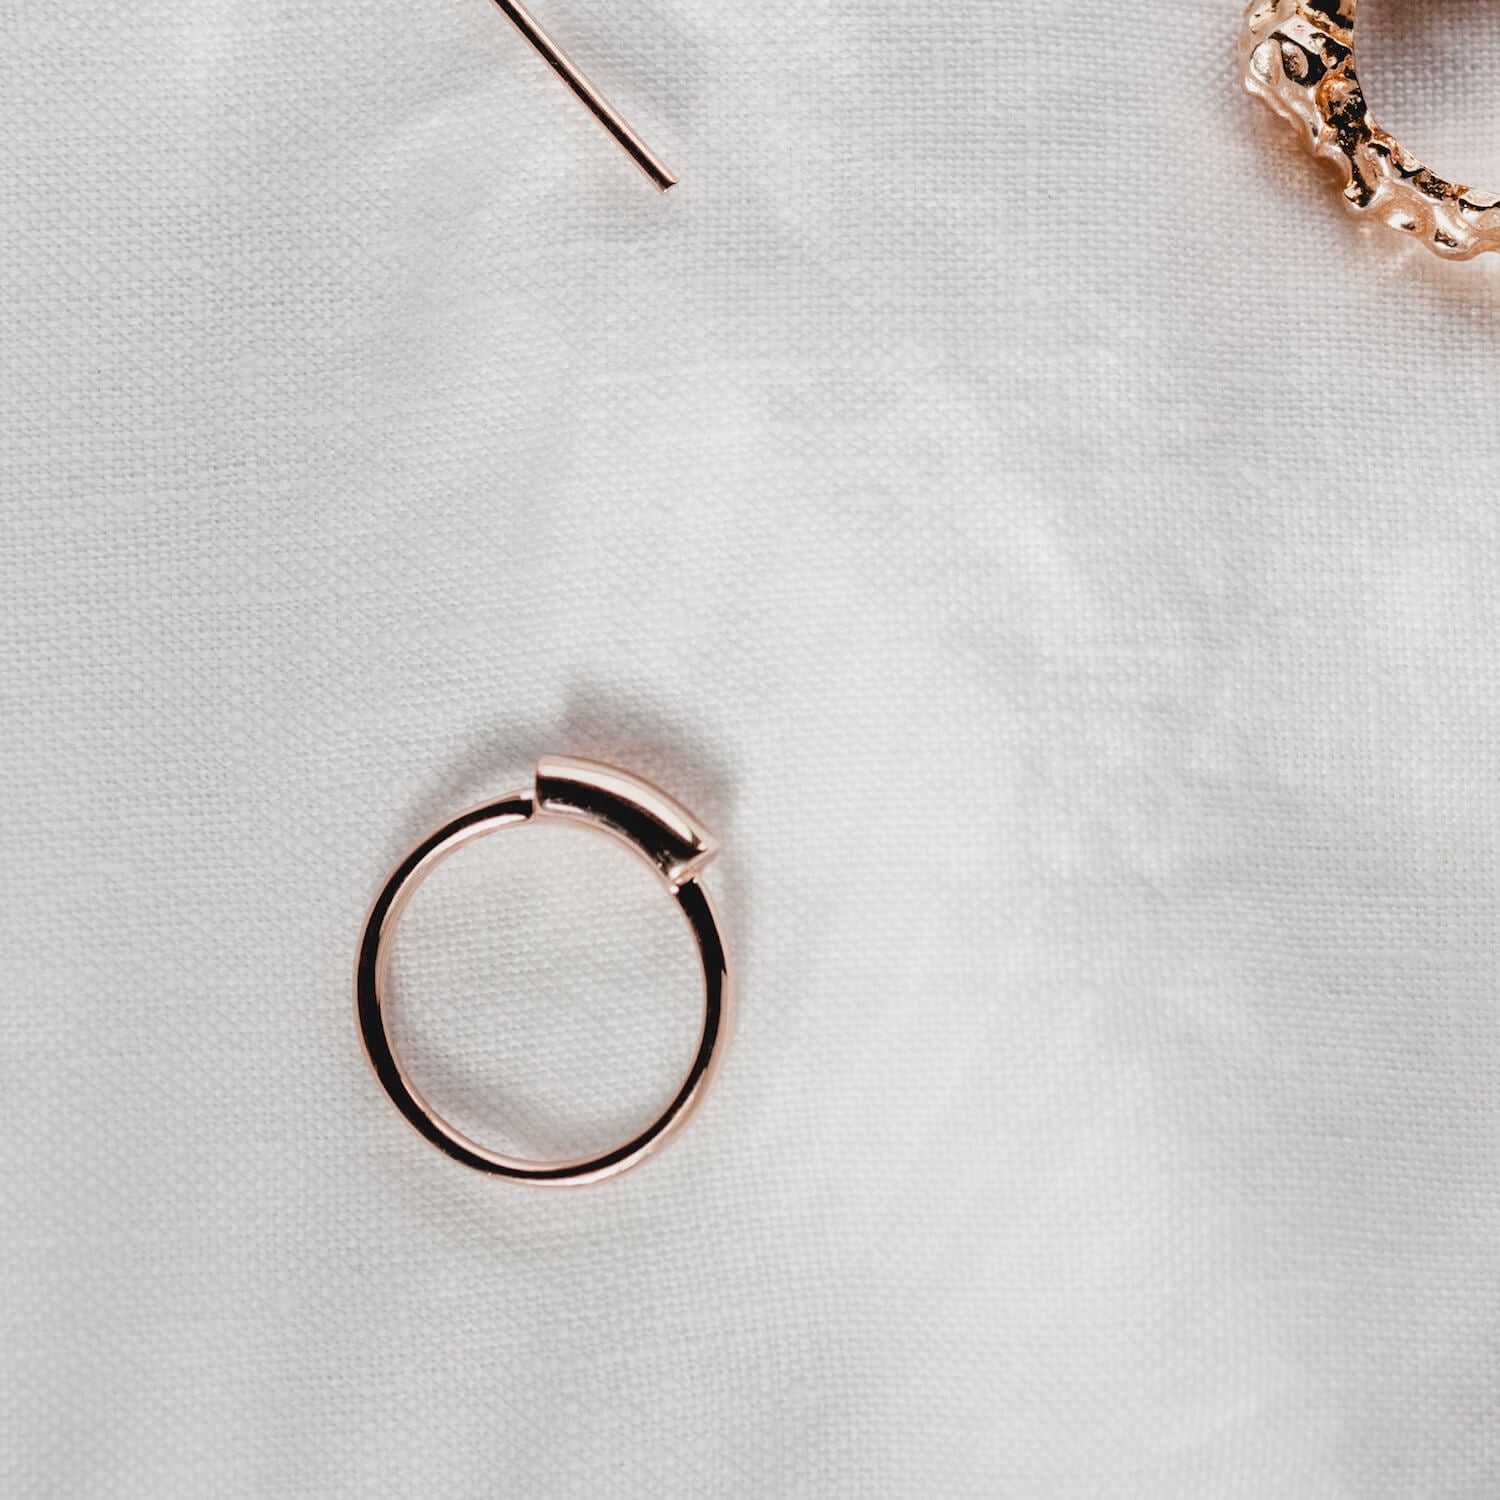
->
[1242,1,1500,259]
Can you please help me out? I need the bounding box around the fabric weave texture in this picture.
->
[3,1,1499,1495]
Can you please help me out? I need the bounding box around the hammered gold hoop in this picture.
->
[356,757,732,1186]
[1242,1,1500,259]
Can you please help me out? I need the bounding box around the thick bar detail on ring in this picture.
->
[355,757,731,1185]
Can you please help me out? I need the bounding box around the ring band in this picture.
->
[1243,1,1500,259]
[356,756,732,1186]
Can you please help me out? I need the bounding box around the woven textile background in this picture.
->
[4,1,1500,1494]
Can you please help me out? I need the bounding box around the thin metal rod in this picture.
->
[487,0,677,191]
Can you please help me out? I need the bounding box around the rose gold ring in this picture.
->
[1243,1,1500,259]
[356,756,732,1186]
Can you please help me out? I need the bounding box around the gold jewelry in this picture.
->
[356,758,732,1186]
[1242,1,1500,260]
[487,0,675,191]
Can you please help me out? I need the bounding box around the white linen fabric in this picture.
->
[4,1,1499,1494]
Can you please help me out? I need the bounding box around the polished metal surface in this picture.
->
[1243,1,1500,259]
[356,758,731,1185]
[488,0,677,191]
